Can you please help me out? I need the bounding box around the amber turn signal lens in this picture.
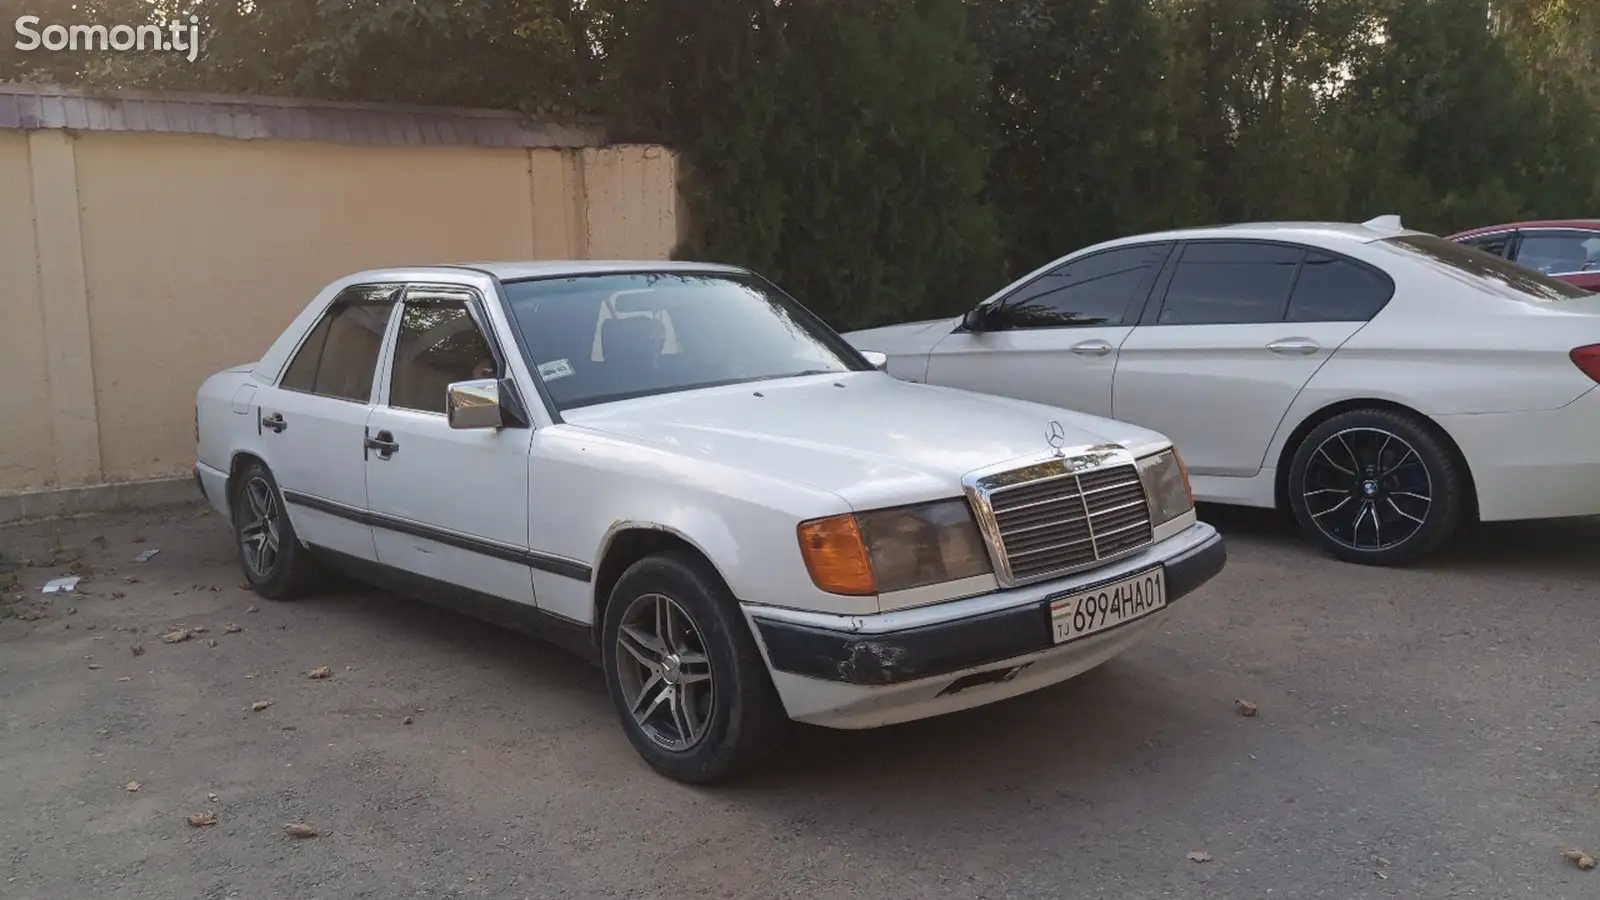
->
[1173,448,1194,507]
[797,514,877,595]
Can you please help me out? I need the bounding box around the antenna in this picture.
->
[1362,214,1403,230]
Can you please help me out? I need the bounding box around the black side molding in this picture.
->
[755,530,1226,686]
[281,489,593,583]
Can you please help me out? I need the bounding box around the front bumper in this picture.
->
[743,521,1224,728]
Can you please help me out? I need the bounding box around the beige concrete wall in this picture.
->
[0,132,54,492]
[0,131,682,494]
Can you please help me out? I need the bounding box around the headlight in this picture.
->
[797,499,993,595]
[1136,448,1194,527]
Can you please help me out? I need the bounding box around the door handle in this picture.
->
[1266,338,1321,356]
[363,429,399,460]
[261,412,287,433]
[1070,340,1114,357]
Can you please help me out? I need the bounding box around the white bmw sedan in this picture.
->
[194,261,1225,783]
[846,219,1600,566]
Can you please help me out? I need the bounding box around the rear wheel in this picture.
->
[232,460,320,599]
[600,552,786,784]
[1287,408,1468,566]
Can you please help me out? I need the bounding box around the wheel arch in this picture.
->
[226,450,269,514]
[1272,398,1479,520]
[590,522,737,645]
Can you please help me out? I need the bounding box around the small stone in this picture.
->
[1188,851,1212,863]
[402,716,413,725]
[306,666,331,680]
[125,781,140,792]
[284,823,318,839]
[205,639,219,648]
[224,623,242,634]
[246,606,259,613]
[187,811,217,827]
[131,644,145,657]
[87,664,102,670]
[251,699,274,712]
[1235,699,1259,717]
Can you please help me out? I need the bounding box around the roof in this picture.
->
[337,260,748,284]
[1449,219,1600,238]
[0,83,608,149]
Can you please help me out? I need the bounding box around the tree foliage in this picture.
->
[4,0,1597,327]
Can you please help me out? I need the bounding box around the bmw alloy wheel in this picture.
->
[1300,426,1433,552]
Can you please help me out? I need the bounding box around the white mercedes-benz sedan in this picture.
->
[193,261,1225,783]
[846,218,1600,566]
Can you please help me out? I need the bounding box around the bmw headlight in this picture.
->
[797,499,993,595]
[1136,448,1194,527]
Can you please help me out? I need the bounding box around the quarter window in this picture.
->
[389,289,496,414]
[279,285,399,402]
[1285,253,1394,322]
[1459,233,1513,258]
[1157,241,1302,325]
[990,243,1171,329]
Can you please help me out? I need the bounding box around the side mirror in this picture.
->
[447,378,508,429]
[961,305,993,332]
[861,350,889,371]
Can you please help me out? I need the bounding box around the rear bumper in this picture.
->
[194,462,230,518]
[1435,388,1600,522]
[743,521,1225,728]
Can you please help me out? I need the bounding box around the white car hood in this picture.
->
[560,372,1170,510]
[842,317,960,356]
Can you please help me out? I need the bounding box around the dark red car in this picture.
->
[1448,219,1600,291]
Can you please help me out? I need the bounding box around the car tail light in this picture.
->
[1572,345,1600,383]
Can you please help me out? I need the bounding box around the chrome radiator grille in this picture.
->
[975,460,1154,584]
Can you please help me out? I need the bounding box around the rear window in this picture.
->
[1380,234,1592,302]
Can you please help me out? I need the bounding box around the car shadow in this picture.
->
[1197,503,1600,575]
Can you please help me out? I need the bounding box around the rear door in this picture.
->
[924,242,1173,417]
[261,284,400,561]
[363,283,538,606]
[1113,241,1390,476]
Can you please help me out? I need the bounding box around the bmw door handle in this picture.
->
[363,429,399,460]
[1266,338,1321,356]
[1070,340,1114,357]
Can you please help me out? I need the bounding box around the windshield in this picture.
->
[1378,233,1593,302]
[498,271,867,410]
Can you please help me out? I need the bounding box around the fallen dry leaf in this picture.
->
[130,644,145,657]
[108,591,125,600]
[246,605,259,613]
[402,716,414,726]
[187,811,217,827]
[117,676,132,682]
[1563,849,1596,870]
[123,576,138,584]
[285,823,319,839]
[1188,851,1212,863]
[1235,699,1259,717]
[250,699,274,712]
[191,626,209,634]
[125,781,140,792]
[161,629,192,644]
[205,639,219,648]
[306,666,332,680]
[224,623,242,634]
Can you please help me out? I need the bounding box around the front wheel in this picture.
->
[1287,409,1469,566]
[600,552,786,784]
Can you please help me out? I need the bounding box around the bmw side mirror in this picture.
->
[861,350,889,371]
[961,305,992,332]
[447,377,529,430]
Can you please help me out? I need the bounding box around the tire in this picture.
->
[1286,408,1468,566]
[600,552,787,784]
[231,460,321,600]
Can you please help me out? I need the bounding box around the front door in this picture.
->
[925,242,1173,418]
[261,284,400,561]
[1113,242,1387,476]
[364,285,537,606]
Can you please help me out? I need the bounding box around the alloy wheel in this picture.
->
[614,592,716,752]
[238,477,282,578]
[1301,427,1433,552]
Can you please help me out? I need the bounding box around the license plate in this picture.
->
[1048,567,1167,645]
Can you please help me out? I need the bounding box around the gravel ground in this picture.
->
[1,504,1597,900]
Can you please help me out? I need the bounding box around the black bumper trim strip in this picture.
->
[755,530,1226,686]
